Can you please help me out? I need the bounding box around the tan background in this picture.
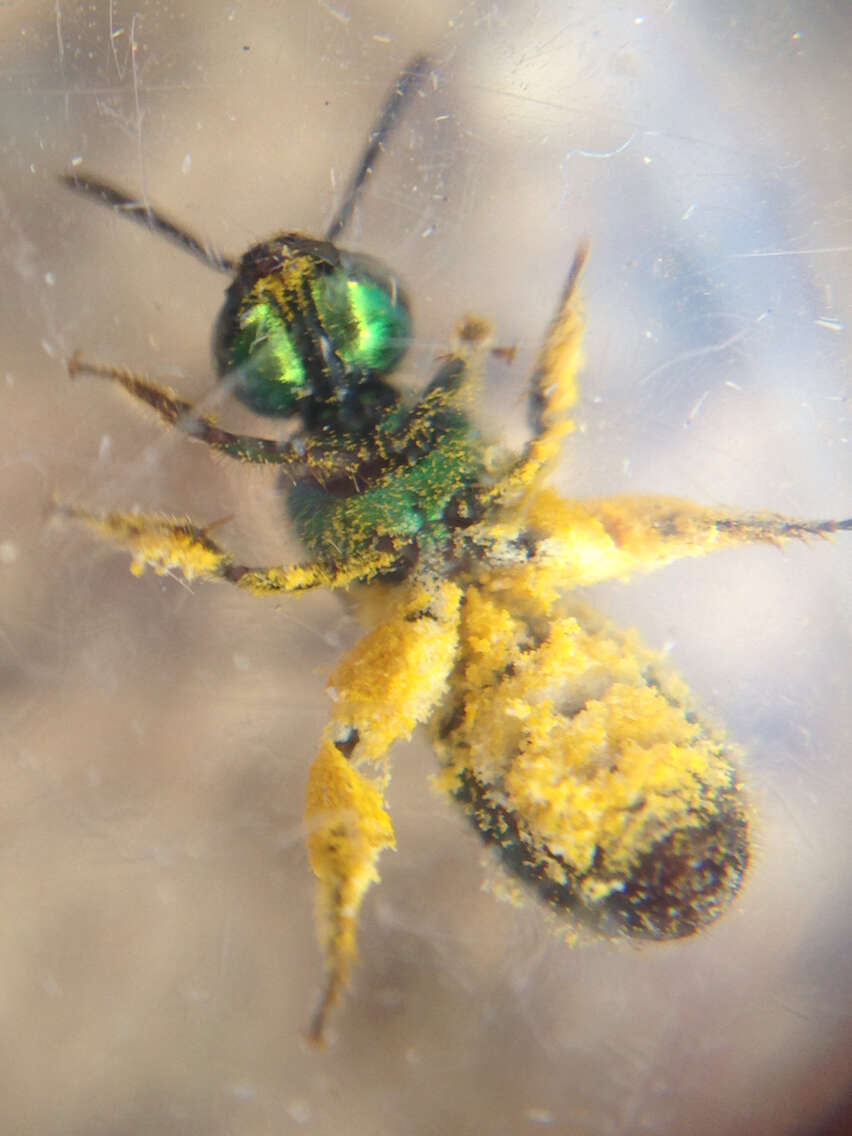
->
[1,1,850,1132]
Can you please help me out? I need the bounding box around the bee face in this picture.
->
[213,234,411,426]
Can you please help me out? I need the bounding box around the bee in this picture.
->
[59,56,851,1045]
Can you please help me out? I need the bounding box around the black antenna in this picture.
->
[59,171,236,273]
[60,55,433,270]
[323,55,433,244]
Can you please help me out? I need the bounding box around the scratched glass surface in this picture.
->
[1,1,850,1133]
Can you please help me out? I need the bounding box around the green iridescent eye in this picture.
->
[224,297,309,417]
[312,253,411,377]
[213,239,411,420]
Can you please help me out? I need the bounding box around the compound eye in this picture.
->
[313,252,412,379]
[212,238,316,417]
[216,294,310,417]
[212,240,411,419]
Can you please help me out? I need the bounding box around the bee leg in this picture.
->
[55,504,401,591]
[305,576,462,1045]
[521,491,852,588]
[59,501,463,1041]
[479,243,589,507]
[67,353,359,480]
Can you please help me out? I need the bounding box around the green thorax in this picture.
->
[287,387,486,571]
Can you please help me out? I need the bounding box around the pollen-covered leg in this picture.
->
[482,244,588,505]
[57,504,400,593]
[68,353,362,480]
[468,490,851,596]
[58,503,235,581]
[305,740,396,1047]
[305,576,462,1044]
[535,492,852,585]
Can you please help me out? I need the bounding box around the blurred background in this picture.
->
[1,1,850,1132]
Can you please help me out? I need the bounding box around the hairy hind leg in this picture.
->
[462,489,852,599]
[304,574,461,1045]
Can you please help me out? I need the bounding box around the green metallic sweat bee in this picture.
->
[60,57,851,1045]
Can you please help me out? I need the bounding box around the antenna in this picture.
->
[60,55,433,270]
[59,171,235,273]
[323,55,432,243]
